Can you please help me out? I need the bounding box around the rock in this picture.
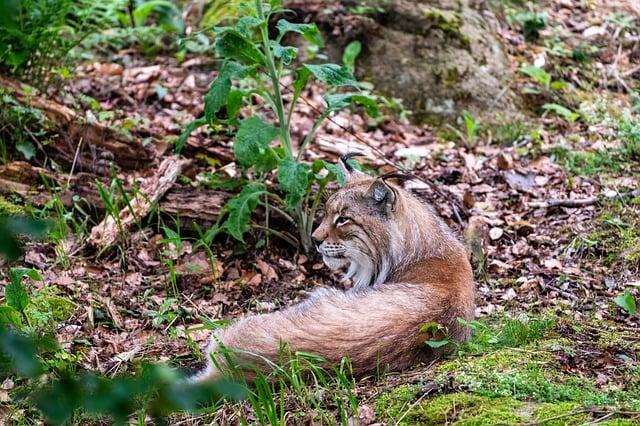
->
[291,0,517,124]
[489,227,504,240]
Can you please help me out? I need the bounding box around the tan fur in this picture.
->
[192,164,475,382]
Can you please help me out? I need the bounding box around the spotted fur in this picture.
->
[192,159,475,382]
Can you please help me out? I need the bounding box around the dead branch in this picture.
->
[0,75,154,170]
[528,189,640,209]
[88,155,192,248]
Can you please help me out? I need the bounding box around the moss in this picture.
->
[0,196,24,216]
[376,388,524,426]
[423,7,470,47]
[600,420,640,426]
[585,197,640,267]
[435,342,640,408]
[24,288,76,331]
[532,402,588,426]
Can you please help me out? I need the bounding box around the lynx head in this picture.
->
[312,154,445,289]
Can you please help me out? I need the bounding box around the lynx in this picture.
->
[192,156,475,381]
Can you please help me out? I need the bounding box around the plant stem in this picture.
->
[256,0,292,158]
[251,224,298,247]
[306,181,327,239]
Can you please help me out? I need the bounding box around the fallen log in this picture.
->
[88,155,192,248]
[0,161,229,227]
[0,76,154,171]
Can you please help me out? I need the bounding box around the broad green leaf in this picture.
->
[0,306,22,326]
[518,65,551,87]
[16,141,35,160]
[303,64,359,87]
[226,89,244,122]
[233,116,280,168]
[292,67,311,99]
[323,93,379,117]
[0,0,19,30]
[276,19,324,47]
[278,158,310,207]
[174,117,207,153]
[215,30,265,65]
[270,41,297,65]
[236,16,263,37]
[0,326,42,378]
[204,61,246,122]
[342,40,361,72]
[7,268,38,312]
[222,182,265,242]
[614,290,637,315]
[322,161,347,187]
[133,0,184,33]
[542,103,579,122]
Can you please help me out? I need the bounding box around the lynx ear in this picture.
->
[367,179,397,213]
[338,152,366,182]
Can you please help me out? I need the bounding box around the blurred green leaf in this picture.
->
[542,103,580,122]
[0,216,49,261]
[133,0,184,32]
[0,326,42,378]
[518,65,551,88]
[7,268,37,313]
[342,40,361,72]
[615,290,637,315]
[0,306,22,326]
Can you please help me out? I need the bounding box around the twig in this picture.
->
[66,136,83,187]
[279,82,466,212]
[528,189,640,209]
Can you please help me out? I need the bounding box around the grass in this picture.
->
[374,313,640,425]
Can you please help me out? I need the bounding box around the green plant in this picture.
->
[542,103,580,122]
[211,343,359,424]
[614,290,637,316]
[0,0,104,87]
[0,325,245,424]
[618,114,640,160]
[175,0,378,253]
[518,65,570,93]
[0,215,48,261]
[1,268,42,329]
[0,91,50,163]
[508,10,547,40]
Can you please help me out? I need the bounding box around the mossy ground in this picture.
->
[374,314,640,425]
[586,197,640,267]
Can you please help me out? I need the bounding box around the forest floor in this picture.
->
[1,0,640,424]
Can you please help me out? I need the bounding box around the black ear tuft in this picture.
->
[380,172,415,182]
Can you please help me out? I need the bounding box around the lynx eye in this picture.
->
[335,216,350,226]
